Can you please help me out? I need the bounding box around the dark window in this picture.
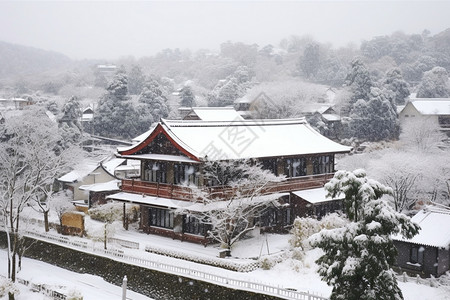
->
[174,164,198,185]
[313,155,334,175]
[259,207,291,227]
[314,200,342,219]
[410,245,424,265]
[284,158,307,178]
[183,215,209,235]
[148,207,173,229]
[260,159,278,175]
[143,161,167,183]
[438,116,450,128]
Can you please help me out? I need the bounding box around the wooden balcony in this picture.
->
[120,173,334,202]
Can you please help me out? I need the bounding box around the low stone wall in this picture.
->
[0,232,280,300]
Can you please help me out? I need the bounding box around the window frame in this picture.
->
[148,207,174,229]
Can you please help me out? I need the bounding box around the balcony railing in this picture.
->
[121,173,334,202]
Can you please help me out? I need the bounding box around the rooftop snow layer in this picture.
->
[160,118,351,160]
[292,188,343,204]
[58,163,99,183]
[409,99,450,115]
[189,107,244,121]
[79,180,121,192]
[101,158,126,175]
[392,207,450,248]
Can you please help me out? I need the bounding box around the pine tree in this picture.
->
[310,169,419,300]
[383,68,410,105]
[298,43,321,78]
[128,65,146,95]
[179,85,196,107]
[349,87,398,141]
[59,96,83,146]
[60,96,82,130]
[345,58,374,105]
[416,66,450,98]
[207,66,252,107]
[92,73,145,138]
[138,78,169,122]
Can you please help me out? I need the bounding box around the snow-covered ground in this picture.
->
[3,208,450,300]
[0,250,151,300]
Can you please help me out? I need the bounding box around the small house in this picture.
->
[58,158,126,208]
[399,99,450,135]
[393,206,450,277]
[290,188,343,219]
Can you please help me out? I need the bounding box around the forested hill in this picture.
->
[0,41,72,79]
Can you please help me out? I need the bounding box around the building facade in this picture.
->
[107,118,351,244]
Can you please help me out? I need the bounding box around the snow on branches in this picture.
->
[179,159,285,254]
[310,169,419,300]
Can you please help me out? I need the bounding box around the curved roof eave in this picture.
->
[117,122,201,162]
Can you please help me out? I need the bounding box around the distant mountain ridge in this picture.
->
[0,41,72,79]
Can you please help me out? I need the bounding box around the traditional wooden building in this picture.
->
[107,118,351,244]
[393,206,450,278]
[58,158,126,209]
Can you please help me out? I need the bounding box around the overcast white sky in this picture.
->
[0,1,449,60]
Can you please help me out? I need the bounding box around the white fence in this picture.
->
[0,274,67,300]
[396,272,450,288]
[21,230,328,300]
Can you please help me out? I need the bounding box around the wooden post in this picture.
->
[123,202,128,230]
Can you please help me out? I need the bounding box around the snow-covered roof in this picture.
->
[392,207,450,248]
[292,188,343,204]
[107,192,287,212]
[302,104,334,115]
[0,98,28,102]
[81,113,93,121]
[322,114,340,122]
[118,118,351,161]
[132,129,152,144]
[186,107,244,121]
[45,110,57,123]
[101,158,126,175]
[58,163,99,183]
[79,180,120,192]
[406,99,450,116]
[234,96,252,104]
[107,192,199,210]
[119,153,199,163]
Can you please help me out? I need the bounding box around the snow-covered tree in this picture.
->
[349,87,398,141]
[369,152,422,213]
[345,58,374,105]
[207,66,252,107]
[92,73,149,139]
[310,169,419,300]
[136,78,169,129]
[59,96,84,146]
[60,96,81,129]
[400,117,446,153]
[290,213,347,250]
[298,43,321,78]
[50,190,75,228]
[183,160,284,254]
[220,41,258,67]
[128,65,146,95]
[179,85,196,107]
[382,68,410,105]
[416,66,450,98]
[0,108,75,300]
